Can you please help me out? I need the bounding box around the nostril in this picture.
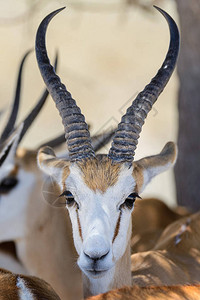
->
[99,251,109,260]
[84,250,109,261]
[84,252,91,259]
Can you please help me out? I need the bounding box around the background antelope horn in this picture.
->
[0,50,32,142]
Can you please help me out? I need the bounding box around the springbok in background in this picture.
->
[131,197,190,253]
[0,50,51,274]
[131,211,200,287]
[86,284,200,300]
[0,267,61,299]
[0,50,82,299]
[0,51,116,299]
[35,5,181,298]
[0,129,115,300]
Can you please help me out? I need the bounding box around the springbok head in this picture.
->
[0,51,54,240]
[36,6,179,281]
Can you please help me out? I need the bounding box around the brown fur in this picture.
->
[131,212,200,287]
[132,164,144,194]
[62,165,70,191]
[87,284,200,300]
[0,242,18,260]
[76,208,83,241]
[16,148,38,171]
[9,165,19,177]
[0,269,19,300]
[112,212,122,243]
[77,156,121,192]
[19,274,61,299]
[131,198,190,253]
[0,268,61,299]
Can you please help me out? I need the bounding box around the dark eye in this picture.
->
[120,193,140,210]
[0,177,18,193]
[60,190,78,208]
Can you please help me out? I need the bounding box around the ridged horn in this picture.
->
[0,50,32,142]
[17,54,58,144]
[35,7,95,161]
[108,6,180,163]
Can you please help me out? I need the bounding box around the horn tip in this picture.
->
[153,5,163,13]
[153,6,171,20]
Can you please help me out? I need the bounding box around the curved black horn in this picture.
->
[35,8,95,161]
[0,50,32,142]
[108,6,180,163]
[17,54,59,144]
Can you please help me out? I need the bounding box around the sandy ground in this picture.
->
[0,0,179,206]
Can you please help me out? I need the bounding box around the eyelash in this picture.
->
[59,191,141,211]
[119,193,141,210]
[60,190,79,209]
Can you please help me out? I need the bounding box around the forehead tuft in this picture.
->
[76,156,121,192]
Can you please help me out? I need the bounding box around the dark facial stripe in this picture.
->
[76,209,83,241]
[112,211,122,243]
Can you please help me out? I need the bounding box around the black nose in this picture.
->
[84,250,109,262]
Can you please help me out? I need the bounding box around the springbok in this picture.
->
[87,212,200,299]
[0,127,114,300]
[36,5,179,298]
[86,284,200,300]
[131,211,200,286]
[131,197,190,253]
[0,52,116,299]
[0,50,51,275]
[0,267,61,299]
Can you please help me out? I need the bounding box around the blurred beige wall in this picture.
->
[0,0,179,206]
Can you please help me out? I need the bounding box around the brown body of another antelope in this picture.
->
[0,268,61,299]
[131,198,190,253]
[86,285,200,300]
[131,211,200,287]
[35,5,192,299]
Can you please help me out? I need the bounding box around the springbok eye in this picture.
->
[120,193,140,210]
[0,177,18,193]
[60,190,79,208]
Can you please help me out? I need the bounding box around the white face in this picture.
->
[0,138,37,241]
[0,167,36,241]
[60,162,136,279]
[38,141,176,283]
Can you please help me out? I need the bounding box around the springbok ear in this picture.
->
[37,146,70,185]
[133,142,177,193]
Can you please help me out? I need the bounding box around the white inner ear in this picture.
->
[141,161,173,193]
[38,159,64,188]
